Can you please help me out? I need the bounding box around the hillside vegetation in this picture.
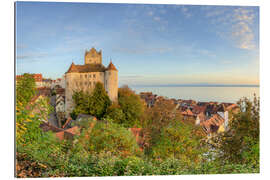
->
[16,74,259,177]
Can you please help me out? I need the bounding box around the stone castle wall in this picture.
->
[105,70,118,102]
[85,50,102,64]
[65,72,105,117]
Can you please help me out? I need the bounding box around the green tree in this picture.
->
[72,82,111,119]
[89,82,111,119]
[151,120,205,165]
[74,119,142,157]
[105,103,125,124]
[72,90,91,118]
[118,85,144,128]
[16,73,36,107]
[214,95,259,166]
[142,99,186,151]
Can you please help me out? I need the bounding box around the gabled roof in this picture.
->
[66,63,107,73]
[200,113,225,134]
[55,126,80,141]
[40,122,63,133]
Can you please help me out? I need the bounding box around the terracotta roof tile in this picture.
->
[66,63,107,73]
[107,61,118,71]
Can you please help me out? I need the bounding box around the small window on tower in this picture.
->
[93,74,96,78]
[89,74,91,78]
[85,74,87,78]
[89,82,91,86]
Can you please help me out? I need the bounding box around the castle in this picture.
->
[65,47,118,117]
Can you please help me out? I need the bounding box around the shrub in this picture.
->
[74,120,142,157]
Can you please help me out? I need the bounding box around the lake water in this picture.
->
[130,86,259,103]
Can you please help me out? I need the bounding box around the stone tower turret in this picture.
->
[105,61,118,102]
[84,47,102,65]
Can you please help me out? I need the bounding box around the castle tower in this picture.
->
[84,47,102,65]
[65,48,118,118]
[105,61,118,102]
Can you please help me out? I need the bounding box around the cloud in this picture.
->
[16,52,49,60]
[203,6,258,50]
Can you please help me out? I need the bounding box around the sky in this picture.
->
[15,2,259,86]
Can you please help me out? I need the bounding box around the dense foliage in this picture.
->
[71,82,111,119]
[151,120,205,165]
[213,95,259,168]
[73,118,142,157]
[16,75,260,177]
[117,85,145,127]
[16,73,36,107]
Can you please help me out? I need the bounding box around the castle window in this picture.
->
[93,74,96,78]
[89,82,91,86]
[89,74,91,78]
[85,82,87,86]
[85,74,87,78]
[80,82,82,86]
[66,82,69,87]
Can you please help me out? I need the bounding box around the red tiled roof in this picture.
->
[107,61,118,71]
[55,131,65,140]
[65,126,80,135]
[200,113,225,134]
[55,126,80,141]
[226,104,238,111]
[66,63,107,73]
[181,109,194,116]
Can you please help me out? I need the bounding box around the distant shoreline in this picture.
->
[130,84,260,88]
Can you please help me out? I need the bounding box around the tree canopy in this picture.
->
[213,95,259,166]
[117,85,145,128]
[71,82,111,119]
[16,73,36,107]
